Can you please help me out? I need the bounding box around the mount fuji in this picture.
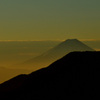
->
[21,39,95,69]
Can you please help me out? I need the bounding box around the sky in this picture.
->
[0,0,100,41]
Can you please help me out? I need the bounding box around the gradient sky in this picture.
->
[0,0,100,40]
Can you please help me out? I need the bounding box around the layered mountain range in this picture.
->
[0,39,95,83]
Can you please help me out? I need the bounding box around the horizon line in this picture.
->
[0,39,100,42]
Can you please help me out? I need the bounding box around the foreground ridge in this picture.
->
[0,51,100,99]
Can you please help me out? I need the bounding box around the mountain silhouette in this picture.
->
[21,39,95,69]
[0,51,100,99]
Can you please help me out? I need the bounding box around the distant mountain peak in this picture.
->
[20,38,95,68]
[58,39,94,50]
[65,38,78,41]
[63,39,82,43]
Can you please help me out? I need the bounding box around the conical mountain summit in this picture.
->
[21,39,95,68]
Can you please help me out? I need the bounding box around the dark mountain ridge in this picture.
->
[0,51,100,99]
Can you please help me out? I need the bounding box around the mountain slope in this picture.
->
[0,51,100,99]
[22,39,95,68]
